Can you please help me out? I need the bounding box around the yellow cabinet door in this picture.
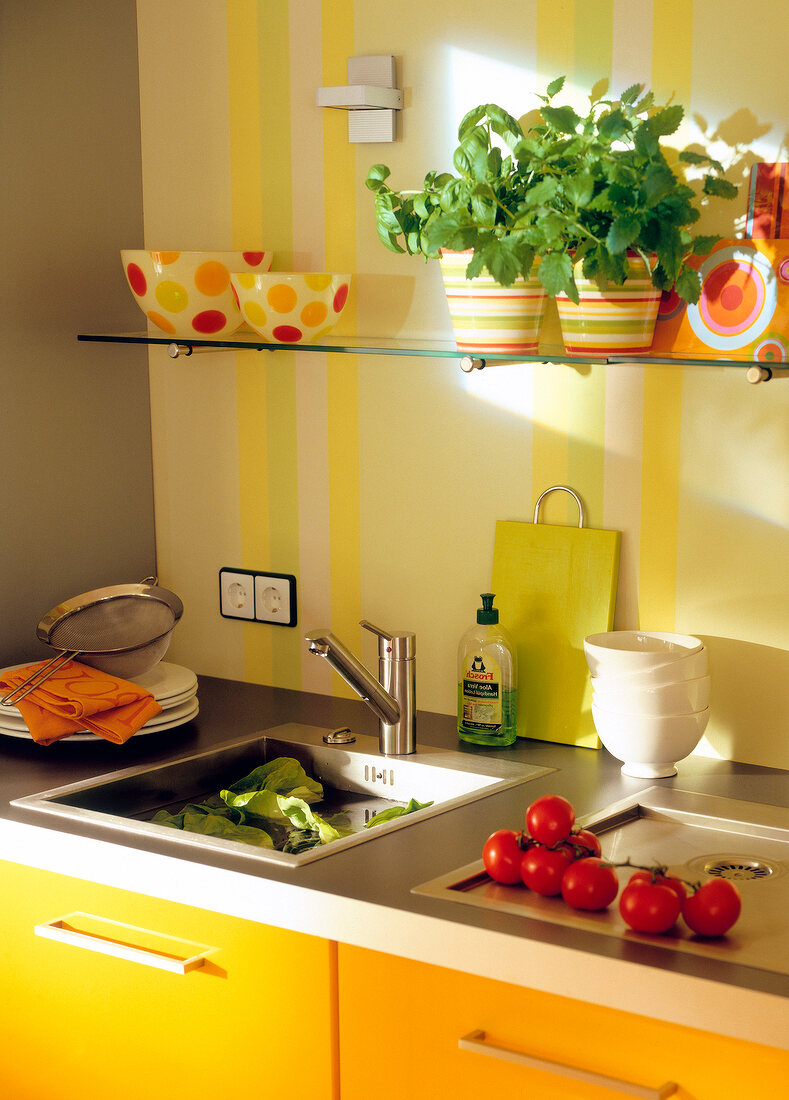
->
[338,944,789,1100]
[0,860,339,1100]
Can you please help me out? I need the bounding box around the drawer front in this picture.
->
[0,860,338,1100]
[338,944,789,1100]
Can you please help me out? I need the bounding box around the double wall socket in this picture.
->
[219,568,297,627]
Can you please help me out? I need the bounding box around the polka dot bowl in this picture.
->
[230,272,351,344]
[121,250,273,338]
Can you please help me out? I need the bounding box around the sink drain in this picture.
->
[688,854,781,881]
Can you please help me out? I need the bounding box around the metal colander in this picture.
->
[42,592,178,652]
[1,578,183,706]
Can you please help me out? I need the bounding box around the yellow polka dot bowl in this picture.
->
[230,272,352,344]
[121,250,273,338]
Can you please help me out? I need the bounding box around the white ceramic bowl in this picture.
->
[591,701,710,778]
[231,272,351,344]
[590,646,709,689]
[591,674,711,716]
[583,630,703,678]
[121,250,273,338]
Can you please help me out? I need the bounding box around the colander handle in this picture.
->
[0,651,80,707]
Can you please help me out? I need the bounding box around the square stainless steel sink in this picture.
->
[413,787,789,976]
[11,723,550,867]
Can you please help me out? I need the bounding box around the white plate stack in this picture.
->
[0,661,199,741]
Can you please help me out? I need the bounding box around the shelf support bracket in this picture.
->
[460,356,486,372]
[745,364,789,383]
[168,343,193,359]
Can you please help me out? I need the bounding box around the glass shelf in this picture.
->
[77,332,789,379]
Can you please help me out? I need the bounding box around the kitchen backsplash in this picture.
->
[136,0,789,770]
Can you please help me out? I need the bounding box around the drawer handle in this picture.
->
[35,912,214,975]
[459,1030,677,1099]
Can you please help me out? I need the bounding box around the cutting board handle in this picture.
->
[533,485,585,528]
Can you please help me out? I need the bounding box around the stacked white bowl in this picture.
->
[584,631,710,778]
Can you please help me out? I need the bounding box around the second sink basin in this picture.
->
[12,722,550,867]
[413,786,789,977]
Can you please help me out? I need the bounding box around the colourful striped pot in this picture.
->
[439,250,547,354]
[555,256,661,357]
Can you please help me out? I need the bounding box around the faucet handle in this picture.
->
[360,620,415,660]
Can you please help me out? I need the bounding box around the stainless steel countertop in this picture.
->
[2,674,789,1041]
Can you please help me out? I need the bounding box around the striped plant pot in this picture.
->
[439,250,547,354]
[556,256,661,357]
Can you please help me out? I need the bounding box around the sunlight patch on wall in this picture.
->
[461,361,535,421]
[448,47,539,136]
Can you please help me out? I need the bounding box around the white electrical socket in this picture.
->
[219,569,256,620]
[255,572,297,626]
[219,568,297,626]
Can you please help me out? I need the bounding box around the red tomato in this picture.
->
[563,829,602,859]
[561,857,619,911]
[628,869,687,905]
[525,794,575,847]
[682,879,741,937]
[619,877,682,934]
[520,845,573,896]
[482,829,524,884]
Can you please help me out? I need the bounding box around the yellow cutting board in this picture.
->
[491,487,620,748]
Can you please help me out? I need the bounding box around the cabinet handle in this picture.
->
[459,1030,677,1099]
[35,912,213,975]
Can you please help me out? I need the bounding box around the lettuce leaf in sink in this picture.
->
[364,797,434,828]
[277,795,354,846]
[220,757,323,821]
[151,801,276,848]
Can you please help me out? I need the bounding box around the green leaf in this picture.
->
[458,104,488,138]
[642,163,677,207]
[373,194,404,233]
[282,828,323,854]
[541,104,581,135]
[364,797,434,829]
[648,104,684,136]
[634,123,659,157]
[220,757,323,821]
[675,267,702,304]
[485,239,521,286]
[469,185,498,227]
[538,250,574,297]
[365,163,391,191]
[276,796,346,845]
[484,103,525,151]
[464,249,486,279]
[563,172,595,207]
[224,757,323,799]
[598,108,629,141]
[619,83,643,105]
[152,804,276,848]
[690,234,720,255]
[545,75,566,99]
[522,176,559,206]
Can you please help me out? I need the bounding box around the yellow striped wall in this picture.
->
[137,0,789,769]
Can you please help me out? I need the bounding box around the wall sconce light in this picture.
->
[316,55,402,142]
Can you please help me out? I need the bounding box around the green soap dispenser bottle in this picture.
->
[458,593,517,747]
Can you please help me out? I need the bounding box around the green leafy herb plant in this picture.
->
[366,76,737,303]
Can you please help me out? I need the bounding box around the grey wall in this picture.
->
[0,0,156,667]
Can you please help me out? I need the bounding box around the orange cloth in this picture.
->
[0,660,162,745]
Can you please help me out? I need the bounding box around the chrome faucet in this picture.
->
[305,620,416,755]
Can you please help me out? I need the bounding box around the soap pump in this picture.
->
[457,593,517,747]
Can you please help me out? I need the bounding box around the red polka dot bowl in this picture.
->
[121,250,273,338]
[230,272,352,344]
